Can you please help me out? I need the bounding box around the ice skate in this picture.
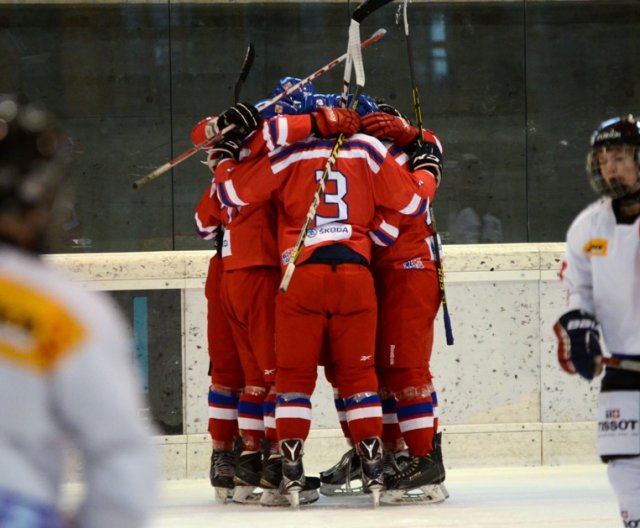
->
[231,451,263,504]
[381,432,449,505]
[209,449,236,502]
[280,439,306,508]
[319,447,363,496]
[385,451,445,489]
[259,452,320,507]
[357,437,385,507]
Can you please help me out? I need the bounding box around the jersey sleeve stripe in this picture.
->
[218,181,248,208]
[399,194,428,216]
[194,212,218,240]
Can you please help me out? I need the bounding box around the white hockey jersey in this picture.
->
[560,198,640,355]
[0,244,157,527]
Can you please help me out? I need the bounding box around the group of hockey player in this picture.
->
[193,77,447,508]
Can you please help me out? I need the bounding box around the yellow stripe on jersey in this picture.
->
[582,238,608,257]
[0,277,85,373]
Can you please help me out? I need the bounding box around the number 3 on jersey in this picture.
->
[315,169,348,227]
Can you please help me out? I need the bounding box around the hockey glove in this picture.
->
[553,309,604,381]
[311,106,360,138]
[191,116,218,145]
[217,102,263,142]
[205,139,241,170]
[361,112,419,147]
[411,141,443,187]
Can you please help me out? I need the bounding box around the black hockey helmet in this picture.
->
[586,114,640,200]
[0,94,65,214]
[374,99,411,122]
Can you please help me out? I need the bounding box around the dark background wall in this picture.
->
[1,1,638,252]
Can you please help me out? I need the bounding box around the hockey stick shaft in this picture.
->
[280,1,380,293]
[602,357,640,373]
[132,28,386,190]
[279,84,364,293]
[402,0,454,345]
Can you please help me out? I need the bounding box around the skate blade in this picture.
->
[319,480,363,497]
[260,488,320,507]
[370,486,381,508]
[231,485,262,504]
[380,483,449,505]
[287,490,300,509]
[214,487,233,503]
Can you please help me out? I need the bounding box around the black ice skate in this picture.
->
[381,443,446,505]
[231,451,263,504]
[357,437,385,507]
[319,447,363,496]
[210,449,236,502]
[381,432,449,505]
[259,452,320,507]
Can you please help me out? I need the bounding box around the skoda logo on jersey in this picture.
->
[304,222,352,246]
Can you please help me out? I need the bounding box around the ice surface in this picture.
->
[146,465,621,528]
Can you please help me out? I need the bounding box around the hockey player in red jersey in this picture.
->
[317,104,448,504]
[194,180,244,502]
[215,101,439,507]
[364,106,448,503]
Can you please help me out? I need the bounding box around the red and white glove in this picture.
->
[191,116,219,146]
[311,106,361,137]
[361,112,418,147]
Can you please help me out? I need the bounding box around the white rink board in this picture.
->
[48,243,608,475]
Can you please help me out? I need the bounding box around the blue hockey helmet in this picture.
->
[255,99,300,119]
[272,77,316,108]
[301,92,379,117]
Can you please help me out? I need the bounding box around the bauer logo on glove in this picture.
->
[553,309,604,380]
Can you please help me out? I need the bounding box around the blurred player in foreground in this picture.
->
[0,94,157,528]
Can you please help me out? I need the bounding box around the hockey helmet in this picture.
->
[255,99,300,119]
[0,94,66,214]
[587,114,640,200]
[271,77,316,108]
[377,101,411,122]
[301,92,379,116]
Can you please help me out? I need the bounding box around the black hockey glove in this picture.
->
[217,102,263,142]
[411,141,443,187]
[553,309,603,380]
[206,139,241,170]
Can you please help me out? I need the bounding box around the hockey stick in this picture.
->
[401,0,454,345]
[132,28,387,190]
[602,356,640,374]
[234,43,255,104]
[340,0,394,107]
[279,0,394,294]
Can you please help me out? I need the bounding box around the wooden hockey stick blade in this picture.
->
[602,356,640,373]
[352,0,395,23]
[234,43,255,104]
